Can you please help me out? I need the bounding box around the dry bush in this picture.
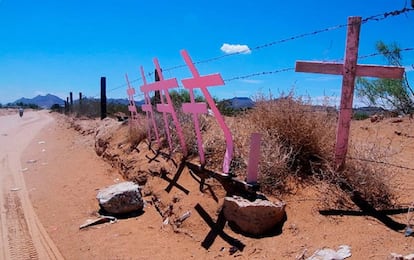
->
[230,94,337,194]
[128,123,148,148]
[336,142,398,209]
[230,93,396,209]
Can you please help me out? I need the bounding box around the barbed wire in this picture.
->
[361,6,414,23]
[358,47,414,60]
[95,46,414,99]
[224,68,295,82]
[347,156,414,171]
[93,6,413,98]
[173,6,414,70]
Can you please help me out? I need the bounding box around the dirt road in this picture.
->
[0,110,63,260]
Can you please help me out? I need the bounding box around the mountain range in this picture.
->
[12,94,144,109]
[14,94,65,109]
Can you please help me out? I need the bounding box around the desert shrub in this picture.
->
[248,95,336,175]
[107,103,129,116]
[228,93,336,194]
[322,141,398,210]
[353,112,370,120]
[71,98,101,118]
[228,93,396,209]
[128,122,148,148]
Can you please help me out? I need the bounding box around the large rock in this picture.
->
[97,181,144,214]
[223,195,286,236]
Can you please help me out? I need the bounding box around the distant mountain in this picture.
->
[107,98,144,106]
[221,97,255,110]
[353,106,386,116]
[14,94,65,109]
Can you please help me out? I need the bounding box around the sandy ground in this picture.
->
[1,109,413,259]
[0,110,62,259]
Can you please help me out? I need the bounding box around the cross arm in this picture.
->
[356,64,404,79]
[295,61,404,79]
[295,61,343,75]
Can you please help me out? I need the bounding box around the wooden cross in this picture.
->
[140,66,161,147]
[295,16,404,170]
[152,58,187,156]
[125,74,140,127]
[181,50,234,174]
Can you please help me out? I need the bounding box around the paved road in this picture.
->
[0,110,63,260]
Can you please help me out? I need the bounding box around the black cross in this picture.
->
[162,161,189,194]
[195,203,245,250]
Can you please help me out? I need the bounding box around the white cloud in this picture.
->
[220,43,251,54]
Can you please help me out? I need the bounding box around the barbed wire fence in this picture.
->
[75,5,414,172]
[86,5,413,99]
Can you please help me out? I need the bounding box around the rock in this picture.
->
[96,181,144,214]
[223,195,286,236]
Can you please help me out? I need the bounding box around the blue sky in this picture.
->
[0,0,413,106]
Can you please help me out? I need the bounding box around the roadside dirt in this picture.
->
[9,111,414,259]
[0,110,63,260]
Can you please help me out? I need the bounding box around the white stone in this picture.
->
[97,181,144,214]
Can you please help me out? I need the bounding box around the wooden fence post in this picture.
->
[79,92,83,114]
[100,77,107,120]
[69,92,73,113]
[153,69,161,105]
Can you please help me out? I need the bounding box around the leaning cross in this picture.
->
[181,50,234,174]
[140,66,161,147]
[295,16,404,170]
[149,58,188,156]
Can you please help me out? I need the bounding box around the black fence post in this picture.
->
[101,77,107,120]
[69,92,73,113]
[153,69,161,105]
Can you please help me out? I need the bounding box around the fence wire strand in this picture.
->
[347,156,414,171]
[94,6,413,97]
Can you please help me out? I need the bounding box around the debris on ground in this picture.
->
[306,245,351,260]
[79,215,117,229]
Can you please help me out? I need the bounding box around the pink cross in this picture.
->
[295,16,404,170]
[125,74,139,127]
[140,66,160,146]
[180,50,234,174]
[141,58,187,156]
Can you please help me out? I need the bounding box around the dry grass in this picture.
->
[230,94,336,193]
[127,120,148,148]
[337,142,398,209]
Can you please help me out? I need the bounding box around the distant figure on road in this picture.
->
[19,107,24,117]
